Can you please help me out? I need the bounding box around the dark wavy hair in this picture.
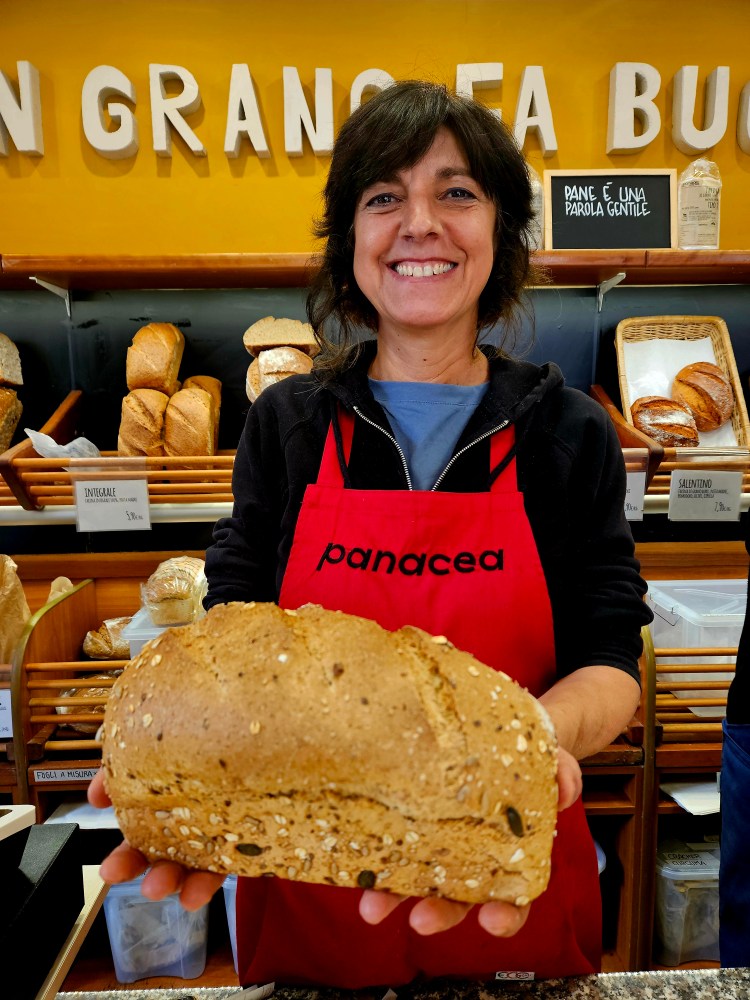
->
[306,79,538,377]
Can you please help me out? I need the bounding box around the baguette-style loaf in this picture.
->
[126,323,184,396]
[631,395,700,447]
[102,602,558,905]
[0,387,23,453]
[672,361,735,431]
[242,316,319,357]
[117,389,169,457]
[164,386,217,458]
[0,332,23,386]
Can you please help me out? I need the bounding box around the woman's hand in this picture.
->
[87,770,225,911]
[360,744,582,936]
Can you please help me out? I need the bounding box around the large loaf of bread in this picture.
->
[102,602,558,905]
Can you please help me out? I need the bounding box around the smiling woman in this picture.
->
[91,79,652,991]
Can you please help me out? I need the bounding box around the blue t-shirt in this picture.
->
[368,378,488,490]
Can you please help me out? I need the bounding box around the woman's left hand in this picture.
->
[360,744,582,936]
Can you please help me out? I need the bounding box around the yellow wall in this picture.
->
[1,0,749,254]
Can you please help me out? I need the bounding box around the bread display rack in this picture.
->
[0,390,235,511]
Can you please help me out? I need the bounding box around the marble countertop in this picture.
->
[56,967,750,1000]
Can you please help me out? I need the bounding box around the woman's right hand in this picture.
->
[88,769,226,911]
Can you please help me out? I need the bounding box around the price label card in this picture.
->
[624,470,646,521]
[0,689,11,738]
[668,470,742,521]
[73,479,151,532]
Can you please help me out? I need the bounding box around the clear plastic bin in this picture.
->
[120,607,176,657]
[654,839,720,966]
[646,578,746,718]
[222,874,238,974]
[103,874,209,983]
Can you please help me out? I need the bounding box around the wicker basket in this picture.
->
[616,315,750,448]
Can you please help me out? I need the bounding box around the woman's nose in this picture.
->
[400,197,440,239]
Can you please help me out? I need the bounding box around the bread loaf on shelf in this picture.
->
[0,332,23,386]
[142,555,206,625]
[126,323,184,396]
[0,387,23,453]
[631,395,700,447]
[117,389,169,457]
[164,385,217,458]
[182,375,222,450]
[83,617,133,660]
[57,671,121,734]
[671,361,735,431]
[246,347,314,402]
[242,316,319,357]
[102,601,558,906]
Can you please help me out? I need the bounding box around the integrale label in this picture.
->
[316,543,504,576]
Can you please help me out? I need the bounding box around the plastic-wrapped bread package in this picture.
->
[83,617,134,660]
[141,556,207,626]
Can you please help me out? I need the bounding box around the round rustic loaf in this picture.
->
[101,602,559,906]
[631,395,699,447]
[671,361,734,431]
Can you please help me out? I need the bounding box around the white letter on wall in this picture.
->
[283,67,333,156]
[738,81,750,155]
[455,63,502,118]
[225,64,269,158]
[607,62,661,153]
[0,60,43,155]
[673,66,729,154]
[514,66,557,156]
[149,64,205,157]
[82,66,138,159]
[350,69,394,114]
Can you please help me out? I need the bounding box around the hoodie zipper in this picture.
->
[353,406,413,489]
[352,406,510,492]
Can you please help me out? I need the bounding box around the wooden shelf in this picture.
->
[2,249,749,291]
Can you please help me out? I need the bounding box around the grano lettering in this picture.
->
[315,543,503,576]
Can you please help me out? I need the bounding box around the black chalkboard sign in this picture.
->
[544,169,676,250]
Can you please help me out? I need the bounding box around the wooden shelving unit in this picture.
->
[2,249,750,290]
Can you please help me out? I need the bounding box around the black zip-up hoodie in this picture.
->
[205,342,652,683]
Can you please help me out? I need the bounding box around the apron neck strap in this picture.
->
[317,407,516,491]
[317,406,354,487]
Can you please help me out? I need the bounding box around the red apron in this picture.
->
[236,410,601,987]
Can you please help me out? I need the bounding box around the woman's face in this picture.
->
[352,127,496,341]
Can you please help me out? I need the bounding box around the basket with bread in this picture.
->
[616,316,750,451]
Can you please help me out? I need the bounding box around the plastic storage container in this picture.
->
[223,874,238,974]
[103,874,210,983]
[654,840,720,966]
[646,578,746,717]
[121,607,176,657]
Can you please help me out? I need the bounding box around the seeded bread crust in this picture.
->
[102,602,558,905]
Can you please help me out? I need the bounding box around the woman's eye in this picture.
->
[444,187,477,200]
[364,192,397,208]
